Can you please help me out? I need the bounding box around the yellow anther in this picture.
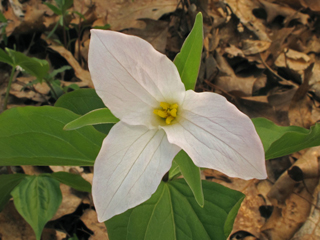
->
[160,102,170,110]
[170,103,178,109]
[153,109,168,118]
[168,108,177,117]
[166,116,175,125]
[154,102,178,125]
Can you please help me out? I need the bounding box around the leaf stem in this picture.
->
[3,66,16,110]
[44,79,59,99]
[63,17,67,49]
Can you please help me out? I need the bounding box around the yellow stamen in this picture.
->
[170,103,178,109]
[153,109,168,118]
[153,102,179,124]
[168,108,177,117]
[160,102,170,110]
[166,116,175,125]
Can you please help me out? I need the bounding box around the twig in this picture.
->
[3,67,19,110]
[259,52,298,87]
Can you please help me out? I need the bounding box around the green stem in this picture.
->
[44,79,58,99]
[62,16,67,49]
[3,66,16,110]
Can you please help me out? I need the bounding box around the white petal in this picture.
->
[162,90,267,180]
[92,122,180,222]
[88,30,185,129]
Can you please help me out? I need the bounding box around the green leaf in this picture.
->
[0,174,25,211]
[173,12,203,90]
[174,150,204,207]
[0,48,13,65]
[2,26,8,46]
[253,117,320,159]
[224,196,244,237]
[106,179,244,240]
[47,21,60,39]
[55,88,113,135]
[6,48,49,81]
[0,106,105,166]
[168,160,181,180]
[69,234,79,240]
[43,2,62,15]
[55,0,63,8]
[64,108,119,130]
[50,172,91,192]
[73,10,86,20]
[93,24,111,30]
[62,0,73,13]
[11,175,62,240]
[0,11,7,22]
[48,65,72,79]
[55,89,105,114]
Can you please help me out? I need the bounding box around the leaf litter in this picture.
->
[2,0,320,239]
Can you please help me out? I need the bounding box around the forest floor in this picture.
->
[1,0,320,239]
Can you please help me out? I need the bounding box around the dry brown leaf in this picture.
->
[235,95,281,123]
[230,180,270,239]
[93,0,178,31]
[224,45,245,58]
[55,230,68,240]
[260,0,309,25]
[122,19,168,53]
[16,76,51,95]
[50,166,84,173]
[44,37,93,88]
[300,0,320,11]
[268,87,298,113]
[267,27,295,63]
[224,0,271,41]
[203,169,270,239]
[262,147,320,240]
[0,201,36,240]
[81,209,109,240]
[214,51,266,95]
[10,81,49,103]
[21,166,43,175]
[288,65,314,128]
[9,0,24,19]
[275,49,311,72]
[241,39,271,55]
[292,185,320,239]
[52,184,83,221]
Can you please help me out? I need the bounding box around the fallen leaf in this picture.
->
[300,0,320,11]
[241,39,271,55]
[260,0,309,25]
[52,184,83,221]
[262,147,320,240]
[122,19,168,53]
[224,0,271,41]
[80,209,109,240]
[214,51,266,95]
[275,49,311,72]
[0,201,36,240]
[44,36,93,88]
[93,0,178,31]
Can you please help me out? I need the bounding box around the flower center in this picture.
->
[153,102,178,125]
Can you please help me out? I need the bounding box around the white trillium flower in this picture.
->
[88,29,267,222]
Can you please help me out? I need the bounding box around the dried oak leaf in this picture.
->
[0,201,36,240]
[122,19,168,53]
[93,0,177,31]
[262,147,320,240]
[43,37,93,88]
[81,209,109,240]
[224,0,271,41]
[259,0,309,25]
